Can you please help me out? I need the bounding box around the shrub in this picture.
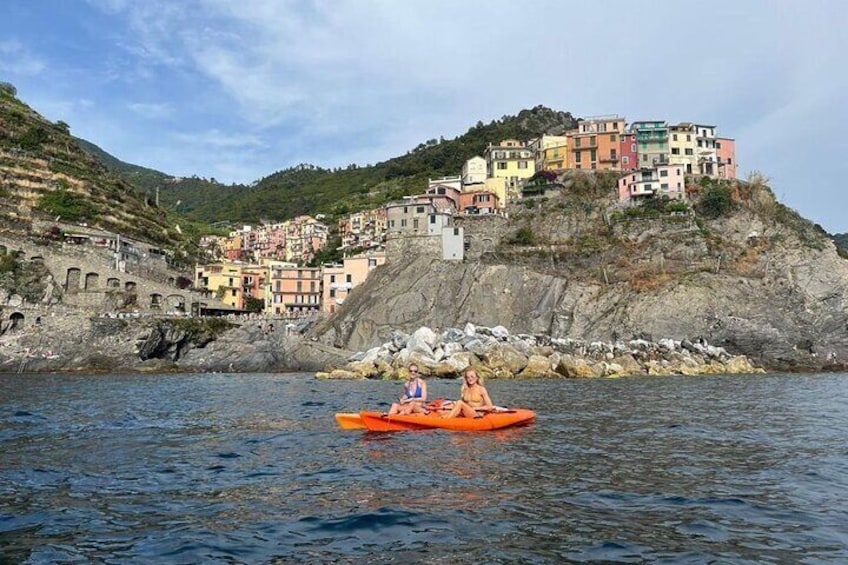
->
[36,190,98,222]
[696,185,733,218]
[508,226,536,245]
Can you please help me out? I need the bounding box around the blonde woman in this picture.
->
[445,367,493,418]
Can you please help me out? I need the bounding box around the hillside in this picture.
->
[145,105,577,224]
[0,83,184,248]
[311,173,848,372]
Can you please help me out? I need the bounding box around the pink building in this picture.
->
[321,253,386,313]
[619,133,638,171]
[458,191,500,214]
[618,164,686,203]
[716,137,737,179]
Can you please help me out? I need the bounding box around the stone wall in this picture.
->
[385,232,442,262]
[0,235,196,314]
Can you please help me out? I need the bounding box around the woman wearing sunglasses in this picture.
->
[388,364,428,415]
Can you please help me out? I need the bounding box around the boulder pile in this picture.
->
[315,323,765,380]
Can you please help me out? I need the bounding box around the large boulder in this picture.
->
[517,354,555,378]
[484,343,529,374]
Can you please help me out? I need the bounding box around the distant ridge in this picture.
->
[78,105,577,226]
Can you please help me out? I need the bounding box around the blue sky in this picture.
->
[2,0,847,233]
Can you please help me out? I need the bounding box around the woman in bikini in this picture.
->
[445,367,493,418]
[388,364,428,415]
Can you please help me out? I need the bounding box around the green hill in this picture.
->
[0,81,187,248]
[153,105,577,225]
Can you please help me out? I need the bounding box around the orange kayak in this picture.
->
[335,412,367,430]
[358,409,536,432]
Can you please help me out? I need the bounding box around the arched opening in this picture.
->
[9,312,25,331]
[150,293,163,308]
[107,277,120,288]
[166,294,186,312]
[84,272,99,290]
[125,281,137,293]
[65,268,81,291]
[30,255,44,263]
[167,276,176,287]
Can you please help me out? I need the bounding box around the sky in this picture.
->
[1,0,847,233]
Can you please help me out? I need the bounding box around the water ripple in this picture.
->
[1,372,847,563]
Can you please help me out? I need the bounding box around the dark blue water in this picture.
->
[1,373,847,564]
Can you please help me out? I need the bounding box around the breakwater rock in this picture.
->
[316,323,764,380]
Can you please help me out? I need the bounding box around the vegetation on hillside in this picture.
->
[0,84,198,260]
[82,105,576,226]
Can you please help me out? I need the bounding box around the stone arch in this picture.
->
[150,293,162,308]
[9,312,25,331]
[463,234,475,251]
[166,294,186,312]
[125,281,137,293]
[167,276,176,287]
[107,277,120,288]
[30,255,44,263]
[482,238,495,252]
[66,267,81,291]
[84,272,99,290]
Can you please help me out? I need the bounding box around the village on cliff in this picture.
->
[194,116,737,320]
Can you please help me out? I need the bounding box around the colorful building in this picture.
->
[619,133,638,171]
[457,191,500,214]
[570,115,626,171]
[484,139,535,201]
[631,120,670,169]
[528,135,570,171]
[321,252,387,314]
[266,262,321,316]
[618,164,686,203]
[669,122,698,174]
[195,262,260,310]
[716,137,737,179]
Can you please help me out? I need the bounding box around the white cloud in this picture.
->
[0,40,46,76]
[172,129,267,149]
[128,102,174,119]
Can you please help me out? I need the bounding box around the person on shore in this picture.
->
[387,364,428,415]
[445,367,493,418]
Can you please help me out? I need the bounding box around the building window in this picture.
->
[416,206,425,213]
[401,219,407,227]
[610,134,617,142]
[728,158,733,164]
[346,274,352,283]
[575,138,581,148]
[631,143,637,152]
[518,161,528,169]
[497,162,507,170]
[575,152,582,163]
[622,156,629,165]
[297,281,302,292]
[685,149,694,156]
[310,281,315,292]
[642,154,648,162]
[661,183,669,190]
[330,275,335,283]
[660,170,668,177]
[231,289,237,296]
[672,148,680,155]
[330,289,336,297]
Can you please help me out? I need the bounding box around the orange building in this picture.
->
[267,262,322,316]
[321,252,386,314]
[569,115,626,170]
[457,191,500,214]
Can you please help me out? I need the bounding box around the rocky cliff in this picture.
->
[310,175,848,372]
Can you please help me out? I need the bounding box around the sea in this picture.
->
[1,372,846,564]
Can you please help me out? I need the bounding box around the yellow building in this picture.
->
[669,122,698,175]
[484,139,536,202]
[541,142,570,171]
[195,262,264,310]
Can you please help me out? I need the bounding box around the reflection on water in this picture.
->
[1,372,847,563]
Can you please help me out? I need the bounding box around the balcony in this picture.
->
[630,184,656,197]
[600,155,619,163]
